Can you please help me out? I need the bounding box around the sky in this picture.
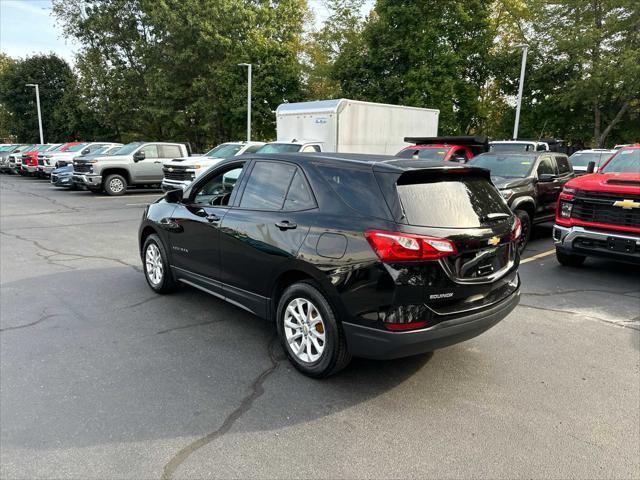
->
[0,0,374,66]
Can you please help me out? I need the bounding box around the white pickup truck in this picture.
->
[161,141,264,191]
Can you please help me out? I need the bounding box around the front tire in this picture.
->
[556,249,586,267]
[276,281,351,378]
[142,234,176,293]
[514,209,531,253]
[104,173,127,196]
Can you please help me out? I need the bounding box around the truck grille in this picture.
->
[163,166,192,181]
[74,162,92,173]
[37,156,45,165]
[572,191,640,228]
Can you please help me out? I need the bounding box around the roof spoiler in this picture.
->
[404,135,489,155]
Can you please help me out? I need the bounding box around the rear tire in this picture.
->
[104,174,127,196]
[514,209,531,253]
[556,249,586,267]
[276,281,351,378]
[142,234,176,293]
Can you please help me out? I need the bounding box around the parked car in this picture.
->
[161,141,264,191]
[73,141,189,195]
[38,142,118,176]
[255,140,324,154]
[0,144,26,170]
[52,145,122,189]
[397,136,489,163]
[568,149,616,175]
[19,144,61,175]
[5,145,35,172]
[554,145,640,266]
[36,142,82,176]
[469,151,574,251]
[139,153,521,377]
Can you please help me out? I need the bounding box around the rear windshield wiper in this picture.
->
[481,213,510,222]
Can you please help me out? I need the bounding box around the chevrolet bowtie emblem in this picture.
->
[488,236,500,246]
[168,167,174,172]
[613,199,640,209]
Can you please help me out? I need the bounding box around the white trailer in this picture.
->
[275,99,439,155]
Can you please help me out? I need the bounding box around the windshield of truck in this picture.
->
[111,142,143,156]
[569,151,614,168]
[397,147,448,161]
[0,145,15,151]
[205,143,243,158]
[397,173,512,228]
[35,144,51,151]
[490,143,537,153]
[66,143,88,152]
[17,145,35,152]
[47,144,63,152]
[600,149,640,173]
[469,153,534,178]
[255,143,302,153]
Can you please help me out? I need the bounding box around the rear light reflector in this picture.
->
[365,230,457,261]
[385,321,429,331]
[381,305,432,331]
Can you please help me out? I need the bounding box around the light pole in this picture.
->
[513,44,528,140]
[26,83,44,144]
[238,63,252,142]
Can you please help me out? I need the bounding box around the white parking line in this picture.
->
[521,249,555,264]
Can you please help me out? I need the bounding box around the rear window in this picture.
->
[397,148,448,161]
[397,174,511,228]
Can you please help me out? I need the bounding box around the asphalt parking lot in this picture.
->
[1,174,638,480]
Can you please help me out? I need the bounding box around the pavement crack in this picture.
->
[0,230,142,273]
[0,182,79,212]
[119,296,162,310]
[156,319,224,335]
[160,336,281,480]
[0,312,58,332]
[519,303,640,331]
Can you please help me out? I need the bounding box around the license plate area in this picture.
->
[447,244,512,280]
[607,237,637,253]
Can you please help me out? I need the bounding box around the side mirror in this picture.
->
[133,151,145,162]
[165,188,183,204]
[81,148,90,155]
[537,173,556,182]
[586,161,596,174]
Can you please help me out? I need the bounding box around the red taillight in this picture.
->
[365,230,457,261]
[510,216,522,241]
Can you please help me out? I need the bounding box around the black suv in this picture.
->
[469,152,574,250]
[139,153,521,377]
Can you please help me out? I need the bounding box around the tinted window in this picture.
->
[192,166,244,206]
[140,144,159,158]
[255,143,301,153]
[555,156,572,174]
[536,157,556,175]
[450,149,468,163]
[490,143,537,153]
[469,153,535,178]
[244,144,263,153]
[66,143,88,152]
[316,164,387,219]
[397,148,448,161]
[205,143,242,158]
[160,145,182,158]
[397,175,512,228]
[601,148,640,173]
[283,169,315,210]
[240,161,296,210]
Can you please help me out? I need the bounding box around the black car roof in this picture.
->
[243,152,481,173]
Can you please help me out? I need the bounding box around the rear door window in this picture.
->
[239,161,296,210]
[160,145,182,158]
[396,174,512,228]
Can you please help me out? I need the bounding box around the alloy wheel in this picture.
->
[283,298,326,363]
[109,177,125,193]
[145,243,163,286]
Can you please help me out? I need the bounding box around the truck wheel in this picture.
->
[555,249,586,267]
[142,234,176,293]
[276,281,351,378]
[104,174,127,196]
[514,210,531,253]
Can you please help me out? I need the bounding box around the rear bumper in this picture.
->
[342,286,520,360]
[554,224,640,264]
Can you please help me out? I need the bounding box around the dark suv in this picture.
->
[139,153,522,377]
[469,152,574,250]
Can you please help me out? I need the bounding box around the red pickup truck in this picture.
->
[553,144,640,266]
[397,136,489,163]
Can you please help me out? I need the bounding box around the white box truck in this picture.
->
[275,99,439,155]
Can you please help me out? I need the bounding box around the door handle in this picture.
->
[275,220,297,230]
[206,214,220,223]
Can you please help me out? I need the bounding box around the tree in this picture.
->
[0,54,16,141]
[0,54,80,143]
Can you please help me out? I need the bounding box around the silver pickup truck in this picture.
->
[73,141,189,195]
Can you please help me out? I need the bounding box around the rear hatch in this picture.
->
[373,162,520,314]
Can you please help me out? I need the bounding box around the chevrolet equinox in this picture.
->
[139,153,521,377]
